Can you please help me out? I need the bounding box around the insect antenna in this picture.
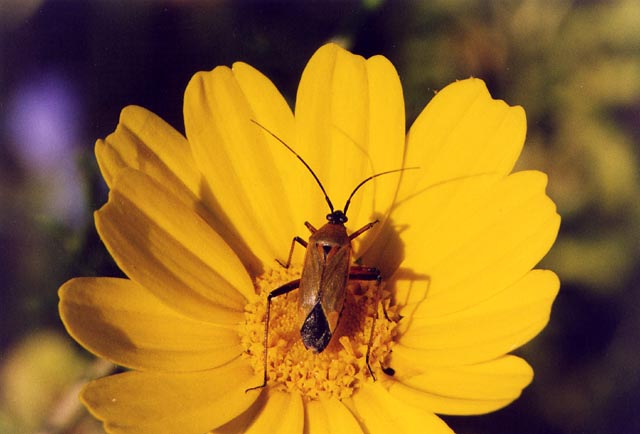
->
[251,119,335,212]
[342,167,419,216]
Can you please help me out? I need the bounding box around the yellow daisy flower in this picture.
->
[59,43,560,434]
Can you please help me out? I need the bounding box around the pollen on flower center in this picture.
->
[242,265,398,401]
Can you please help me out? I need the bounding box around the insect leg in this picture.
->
[246,278,301,392]
[277,237,307,268]
[348,266,380,281]
[349,219,379,240]
[276,222,317,268]
[349,266,382,380]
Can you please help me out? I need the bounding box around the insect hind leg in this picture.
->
[245,278,301,392]
[349,266,384,380]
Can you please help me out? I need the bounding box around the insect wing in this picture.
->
[298,238,324,324]
[298,228,351,351]
[317,241,350,330]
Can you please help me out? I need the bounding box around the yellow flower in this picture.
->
[59,43,560,434]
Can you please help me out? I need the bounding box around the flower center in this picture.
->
[242,265,398,401]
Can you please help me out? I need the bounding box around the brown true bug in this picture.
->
[248,121,413,391]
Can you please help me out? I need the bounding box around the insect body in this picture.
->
[248,121,411,390]
[297,210,379,352]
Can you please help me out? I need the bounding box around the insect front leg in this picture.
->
[348,219,379,240]
[246,279,301,392]
[277,237,307,268]
[276,221,317,268]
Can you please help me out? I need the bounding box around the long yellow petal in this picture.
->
[365,80,531,275]
[306,398,364,434]
[96,105,201,197]
[96,104,270,276]
[183,62,296,273]
[392,171,560,318]
[96,169,253,323]
[243,390,304,434]
[402,78,525,197]
[212,390,306,434]
[347,383,454,434]
[293,43,405,253]
[394,269,559,366]
[81,358,260,434]
[59,277,242,371]
[388,356,533,415]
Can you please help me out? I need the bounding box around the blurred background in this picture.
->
[1,1,638,433]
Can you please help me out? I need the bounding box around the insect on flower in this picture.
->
[56,42,561,433]
[248,121,415,391]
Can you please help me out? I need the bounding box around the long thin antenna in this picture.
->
[251,119,335,212]
[342,167,419,216]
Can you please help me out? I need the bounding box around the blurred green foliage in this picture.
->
[1,1,638,433]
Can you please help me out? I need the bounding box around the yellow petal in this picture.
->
[394,270,559,366]
[347,383,453,434]
[95,169,253,323]
[212,389,306,434]
[294,43,405,252]
[183,62,296,272]
[387,356,533,415]
[392,171,560,318]
[96,104,266,276]
[306,398,364,434]
[402,78,525,197]
[81,358,260,434]
[59,277,242,371]
[96,105,200,197]
[243,390,304,434]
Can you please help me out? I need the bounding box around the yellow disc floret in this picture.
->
[242,265,398,401]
